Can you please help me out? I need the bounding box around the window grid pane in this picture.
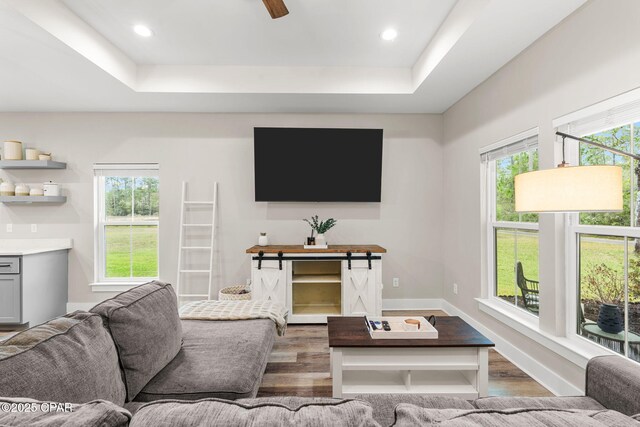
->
[495,227,539,314]
[573,122,640,363]
[577,234,640,362]
[98,173,159,281]
[495,149,539,223]
[579,125,632,227]
[490,143,540,316]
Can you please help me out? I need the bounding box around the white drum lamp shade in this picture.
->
[515,165,623,213]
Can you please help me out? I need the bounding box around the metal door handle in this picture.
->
[0,264,11,267]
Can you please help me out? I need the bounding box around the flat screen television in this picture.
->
[254,127,383,202]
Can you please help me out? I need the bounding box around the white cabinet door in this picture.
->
[342,260,378,316]
[251,261,288,305]
[0,275,21,324]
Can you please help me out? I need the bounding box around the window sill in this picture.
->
[476,298,617,368]
[479,296,540,327]
[90,282,147,293]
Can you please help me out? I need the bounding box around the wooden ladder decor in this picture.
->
[175,181,218,305]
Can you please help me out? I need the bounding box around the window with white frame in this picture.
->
[94,164,159,283]
[566,103,640,362]
[482,133,539,315]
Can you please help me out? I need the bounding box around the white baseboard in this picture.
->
[66,302,96,312]
[382,298,444,311]
[440,300,583,396]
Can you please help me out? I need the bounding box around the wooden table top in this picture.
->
[327,316,494,348]
[246,245,386,254]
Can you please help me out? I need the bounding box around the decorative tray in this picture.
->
[365,316,438,339]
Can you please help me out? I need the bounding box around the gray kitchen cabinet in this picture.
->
[0,275,21,323]
[0,251,68,327]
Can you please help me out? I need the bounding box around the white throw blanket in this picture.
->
[179,300,288,336]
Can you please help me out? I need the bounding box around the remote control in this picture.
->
[369,320,379,330]
[381,320,391,331]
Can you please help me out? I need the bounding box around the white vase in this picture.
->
[258,233,269,246]
[315,233,326,246]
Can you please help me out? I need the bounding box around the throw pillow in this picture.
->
[90,281,182,401]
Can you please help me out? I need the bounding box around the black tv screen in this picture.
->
[254,127,383,202]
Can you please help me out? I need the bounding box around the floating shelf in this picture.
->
[0,160,66,169]
[0,196,66,204]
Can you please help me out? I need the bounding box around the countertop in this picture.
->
[246,244,386,254]
[0,239,73,255]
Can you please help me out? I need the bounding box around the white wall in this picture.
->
[442,0,640,392]
[0,113,443,305]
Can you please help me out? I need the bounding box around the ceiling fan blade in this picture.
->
[262,0,289,19]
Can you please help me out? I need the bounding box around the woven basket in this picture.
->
[218,285,252,301]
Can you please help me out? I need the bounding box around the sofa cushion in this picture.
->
[354,394,474,427]
[135,318,275,402]
[473,396,605,411]
[0,397,131,427]
[391,406,638,427]
[587,355,640,416]
[90,281,182,401]
[129,398,380,427]
[0,311,126,405]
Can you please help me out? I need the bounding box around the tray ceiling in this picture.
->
[62,0,457,67]
[0,0,586,113]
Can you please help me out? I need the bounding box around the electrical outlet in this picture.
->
[453,283,458,294]
[392,278,399,288]
[31,224,37,233]
[6,223,12,233]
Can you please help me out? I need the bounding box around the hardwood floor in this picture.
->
[258,310,552,398]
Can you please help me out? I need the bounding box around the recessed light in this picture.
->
[133,24,153,38]
[380,28,398,41]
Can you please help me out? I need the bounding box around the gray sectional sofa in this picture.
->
[1,280,640,426]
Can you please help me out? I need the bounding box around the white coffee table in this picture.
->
[327,316,494,399]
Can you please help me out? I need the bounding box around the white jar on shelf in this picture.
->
[15,183,30,196]
[3,140,23,160]
[25,148,40,160]
[258,232,269,246]
[0,180,15,196]
[43,181,60,196]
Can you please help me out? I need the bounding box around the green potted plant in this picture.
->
[583,264,626,333]
[303,215,337,246]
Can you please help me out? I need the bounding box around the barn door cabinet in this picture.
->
[247,245,385,324]
[342,259,381,318]
[250,258,289,306]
